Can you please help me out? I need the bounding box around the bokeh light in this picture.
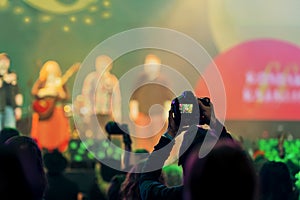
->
[63,25,70,32]
[23,16,31,24]
[13,6,23,15]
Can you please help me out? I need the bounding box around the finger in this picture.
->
[209,102,215,115]
[198,99,205,113]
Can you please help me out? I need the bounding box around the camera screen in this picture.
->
[179,104,193,113]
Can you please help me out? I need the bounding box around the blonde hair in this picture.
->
[144,54,161,65]
[39,60,62,81]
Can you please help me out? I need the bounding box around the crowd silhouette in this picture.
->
[0,88,299,200]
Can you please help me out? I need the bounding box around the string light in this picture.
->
[0,1,112,32]
[23,16,31,23]
[0,0,9,10]
[63,25,70,32]
[39,15,52,23]
[84,17,93,25]
[69,16,77,22]
[13,6,23,15]
[89,5,98,12]
[101,11,111,19]
[103,0,110,7]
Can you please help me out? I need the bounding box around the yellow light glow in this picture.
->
[63,25,70,32]
[23,0,95,15]
[70,16,77,22]
[103,1,110,7]
[0,0,9,9]
[13,7,24,14]
[24,17,31,23]
[89,5,98,12]
[101,11,111,19]
[84,17,93,25]
[64,104,72,113]
[40,15,52,22]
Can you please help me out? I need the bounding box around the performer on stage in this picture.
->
[31,60,77,152]
[82,55,122,132]
[0,53,23,131]
[129,54,174,151]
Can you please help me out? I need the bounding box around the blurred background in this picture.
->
[1,0,300,149]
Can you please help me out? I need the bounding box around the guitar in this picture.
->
[32,63,80,120]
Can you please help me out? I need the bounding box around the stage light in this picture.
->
[13,7,24,15]
[74,155,83,162]
[87,152,95,159]
[84,17,92,25]
[69,16,76,22]
[0,0,8,10]
[101,11,111,19]
[103,0,110,7]
[24,17,31,24]
[67,138,124,169]
[69,140,78,150]
[64,104,72,113]
[106,147,113,156]
[97,151,105,159]
[63,25,70,32]
[89,5,98,12]
[40,15,52,23]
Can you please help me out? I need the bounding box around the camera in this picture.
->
[105,121,128,135]
[105,121,132,147]
[171,91,210,127]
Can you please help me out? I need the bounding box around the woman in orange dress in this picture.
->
[31,60,70,152]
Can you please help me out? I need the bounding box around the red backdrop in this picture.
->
[195,39,300,120]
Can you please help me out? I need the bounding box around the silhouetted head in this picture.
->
[5,136,47,200]
[184,140,257,200]
[44,150,68,175]
[107,174,126,200]
[178,125,232,174]
[121,161,164,200]
[0,128,20,144]
[259,161,294,200]
[0,146,33,200]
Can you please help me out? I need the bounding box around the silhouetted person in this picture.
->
[129,54,174,151]
[5,136,47,200]
[43,150,80,200]
[0,146,33,200]
[184,140,257,200]
[259,161,297,200]
[31,60,73,152]
[0,53,23,131]
[139,91,242,200]
[121,162,165,200]
[107,174,126,200]
[82,54,122,130]
[0,127,20,144]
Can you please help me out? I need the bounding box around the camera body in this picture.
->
[105,121,128,135]
[171,91,210,127]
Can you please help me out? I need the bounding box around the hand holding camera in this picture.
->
[167,91,216,138]
[198,97,216,126]
[105,121,132,146]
